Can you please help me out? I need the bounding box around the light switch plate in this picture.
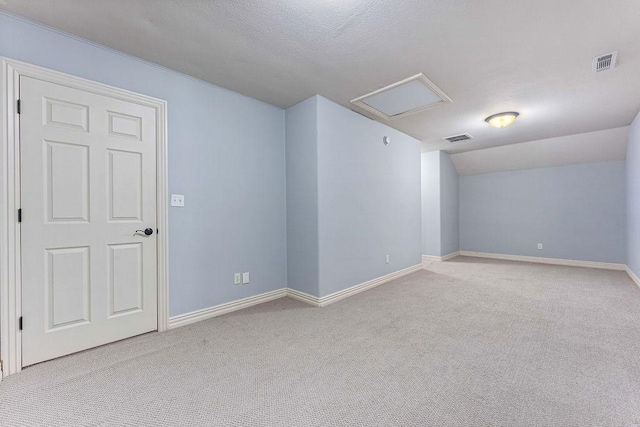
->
[171,194,185,207]
[242,272,249,284]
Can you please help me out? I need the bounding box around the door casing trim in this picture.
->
[0,57,169,377]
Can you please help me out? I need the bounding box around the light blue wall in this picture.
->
[285,96,422,298]
[459,161,627,263]
[285,97,319,295]
[439,152,459,256]
[0,13,287,317]
[421,151,458,257]
[316,96,422,296]
[421,152,441,256]
[627,113,640,276]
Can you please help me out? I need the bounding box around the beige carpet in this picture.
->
[1,256,640,426]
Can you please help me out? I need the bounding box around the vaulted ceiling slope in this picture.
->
[451,126,629,176]
[2,1,639,154]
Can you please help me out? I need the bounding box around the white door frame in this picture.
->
[0,57,169,377]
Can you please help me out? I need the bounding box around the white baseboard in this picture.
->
[168,264,424,328]
[627,266,640,289]
[288,264,423,308]
[459,251,627,271]
[422,251,460,266]
[168,288,287,329]
[286,288,322,307]
[162,258,638,331]
[441,251,460,261]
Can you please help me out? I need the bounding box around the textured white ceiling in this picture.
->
[451,126,629,176]
[2,1,639,154]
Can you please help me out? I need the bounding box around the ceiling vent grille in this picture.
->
[443,133,473,143]
[593,51,617,73]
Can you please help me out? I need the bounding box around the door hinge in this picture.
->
[17,208,22,223]
[18,316,23,331]
[17,99,21,114]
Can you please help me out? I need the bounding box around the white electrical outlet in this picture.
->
[234,273,241,285]
[171,194,185,207]
[385,254,390,264]
[242,272,249,284]
[538,243,543,250]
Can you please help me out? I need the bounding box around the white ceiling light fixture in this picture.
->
[350,73,452,121]
[485,112,519,128]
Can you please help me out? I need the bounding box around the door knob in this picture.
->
[135,228,154,236]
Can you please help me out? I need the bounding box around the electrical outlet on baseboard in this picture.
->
[234,273,242,285]
[385,254,390,264]
[242,272,250,285]
[538,243,543,250]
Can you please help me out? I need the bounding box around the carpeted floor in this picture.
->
[1,256,640,426]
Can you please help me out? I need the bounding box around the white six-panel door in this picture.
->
[20,76,158,366]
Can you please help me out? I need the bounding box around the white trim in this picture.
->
[161,260,640,331]
[441,251,460,261]
[287,264,423,308]
[171,264,423,328]
[422,251,460,266]
[286,288,322,307]
[0,57,169,377]
[168,289,288,329]
[459,251,626,271]
[421,255,441,263]
[0,57,20,378]
[626,266,640,289]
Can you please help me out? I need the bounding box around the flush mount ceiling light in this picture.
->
[485,112,519,128]
[350,73,452,121]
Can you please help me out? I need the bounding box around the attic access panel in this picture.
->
[350,73,452,121]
